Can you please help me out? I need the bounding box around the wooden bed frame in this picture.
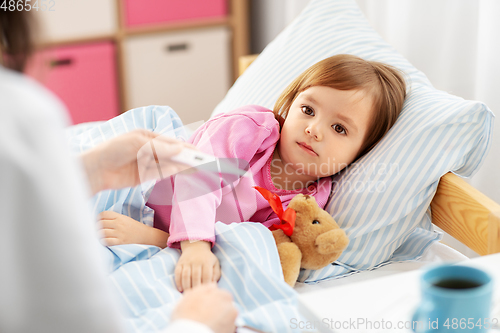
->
[239,54,500,256]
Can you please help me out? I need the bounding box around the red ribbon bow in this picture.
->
[254,186,296,236]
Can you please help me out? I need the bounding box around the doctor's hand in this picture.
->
[175,240,221,293]
[170,283,238,333]
[81,129,193,195]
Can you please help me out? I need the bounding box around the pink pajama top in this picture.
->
[146,105,332,248]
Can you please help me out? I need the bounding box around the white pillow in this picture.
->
[212,0,494,282]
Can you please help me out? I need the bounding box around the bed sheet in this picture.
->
[294,242,468,294]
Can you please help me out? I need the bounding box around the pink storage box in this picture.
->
[124,0,227,27]
[27,42,119,125]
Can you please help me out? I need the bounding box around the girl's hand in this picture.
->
[98,211,169,248]
[175,240,221,292]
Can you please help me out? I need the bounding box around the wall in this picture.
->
[250,0,309,53]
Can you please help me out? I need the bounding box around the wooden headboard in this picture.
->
[431,174,500,255]
[239,54,500,256]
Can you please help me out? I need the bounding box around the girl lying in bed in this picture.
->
[97,54,406,292]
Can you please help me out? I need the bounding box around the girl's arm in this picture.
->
[168,107,279,291]
[167,107,280,249]
[98,211,169,248]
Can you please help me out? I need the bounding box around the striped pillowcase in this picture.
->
[211,0,494,282]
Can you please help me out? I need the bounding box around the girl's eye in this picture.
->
[301,106,314,116]
[332,124,346,135]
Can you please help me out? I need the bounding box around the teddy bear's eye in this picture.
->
[312,220,320,224]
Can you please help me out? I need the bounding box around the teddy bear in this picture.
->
[255,187,349,287]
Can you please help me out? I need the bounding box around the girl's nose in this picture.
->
[305,125,321,140]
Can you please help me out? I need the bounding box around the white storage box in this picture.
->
[34,0,117,43]
[124,26,231,125]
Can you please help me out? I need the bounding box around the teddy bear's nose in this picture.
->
[303,195,311,200]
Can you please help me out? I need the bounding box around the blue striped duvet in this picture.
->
[104,222,301,332]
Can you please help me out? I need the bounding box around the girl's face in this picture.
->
[278,86,373,182]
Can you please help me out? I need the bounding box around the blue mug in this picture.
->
[412,265,493,333]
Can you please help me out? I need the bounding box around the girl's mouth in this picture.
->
[297,142,318,156]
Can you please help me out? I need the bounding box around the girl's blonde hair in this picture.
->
[273,54,406,159]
